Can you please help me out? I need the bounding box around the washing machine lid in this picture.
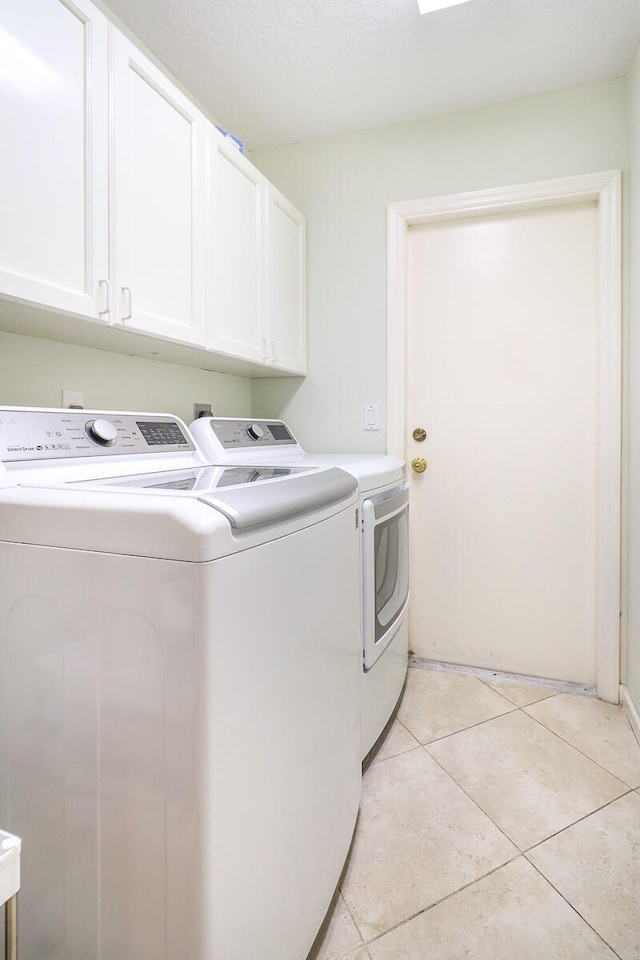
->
[0,464,357,560]
[63,463,356,530]
[72,463,306,493]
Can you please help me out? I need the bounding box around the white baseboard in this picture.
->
[620,684,640,747]
[408,656,596,697]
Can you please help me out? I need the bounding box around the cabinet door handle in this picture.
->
[270,340,279,363]
[121,287,133,321]
[98,279,110,316]
[262,338,271,363]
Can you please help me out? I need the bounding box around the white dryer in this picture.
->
[0,407,361,960]
[189,417,409,758]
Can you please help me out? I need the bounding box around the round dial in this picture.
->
[247,423,265,441]
[85,418,118,446]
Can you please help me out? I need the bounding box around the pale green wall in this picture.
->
[251,79,629,453]
[0,331,252,425]
[627,52,640,706]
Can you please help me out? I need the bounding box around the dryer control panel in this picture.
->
[200,418,298,451]
[0,409,195,462]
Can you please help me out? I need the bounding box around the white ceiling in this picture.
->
[104,0,640,151]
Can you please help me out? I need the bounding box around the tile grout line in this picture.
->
[412,691,640,816]
[367,714,422,766]
[416,739,523,850]
[524,855,626,960]
[418,705,518,745]
[343,733,521,949]
[351,751,634,954]
[335,888,369,959]
[522,788,635,856]
[340,671,636,956]
[390,676,636,841]
[357,853,525,949]
[395,686,549,855]
[520,706,640,791]
[410,702,633,847]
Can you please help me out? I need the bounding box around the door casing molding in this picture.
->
[387,171,622,702]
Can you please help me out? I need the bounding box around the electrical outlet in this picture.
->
[61,389,85,409]
[193,403,212,420]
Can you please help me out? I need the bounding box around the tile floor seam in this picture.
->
[394,715,414,738]
[523,852,625,959]
[520,707,639,790]
[412,702,520,748]
[338,887,367,957]
[359,852,526,949]
[417,741,521,851]
[367,717,421,767]
[315,673,640,960]
[320,827,368,958]
[521,787,635,856]
[364,741,426,769]
[421,719,632,853]
[339,739,519,946]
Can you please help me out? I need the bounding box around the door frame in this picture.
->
[386,171,622,702]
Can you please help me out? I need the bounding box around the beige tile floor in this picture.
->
[307,666,640,960]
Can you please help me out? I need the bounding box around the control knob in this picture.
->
[247,423,264,441]
[85,418,118,447]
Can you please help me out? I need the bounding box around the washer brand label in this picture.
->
[6,443,71,453]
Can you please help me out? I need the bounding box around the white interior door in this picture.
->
[406,200,606,686]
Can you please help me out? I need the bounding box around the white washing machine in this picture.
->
[189,417,410,758]
[0,407,362,960]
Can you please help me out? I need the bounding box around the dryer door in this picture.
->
[362,484,410,669]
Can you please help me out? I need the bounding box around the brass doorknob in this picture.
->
[412,427,427,442]
[411,457,427,473]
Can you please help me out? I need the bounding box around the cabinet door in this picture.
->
[0,0,109,319]
[207,132,266,363]
[111,31,206,345]
[265,188,306,374]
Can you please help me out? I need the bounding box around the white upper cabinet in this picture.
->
[0,1,305,375]
[111,30,207,345]
[207,131,265,363]
[207,129,307,374]
[265,188,306,374]
[0,0,109,320]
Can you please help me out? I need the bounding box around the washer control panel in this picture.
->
[207,419,297,450]
[0,410,195,462]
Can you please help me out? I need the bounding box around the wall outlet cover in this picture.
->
[193,403,212,420]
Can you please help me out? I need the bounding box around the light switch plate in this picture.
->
[363,403,379,431]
